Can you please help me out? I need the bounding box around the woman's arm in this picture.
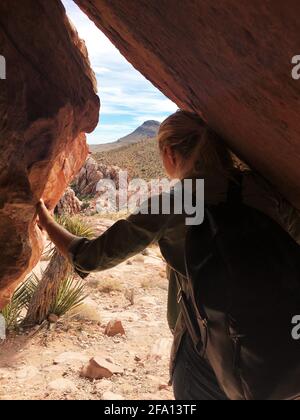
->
[36,198,172,275]
[37,200,78,258]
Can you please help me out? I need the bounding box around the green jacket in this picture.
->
[68,171,300,380]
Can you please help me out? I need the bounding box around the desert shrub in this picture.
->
[97,277,123,293]
[55,215,94,239]
[49,276,87,317]
[1,273,39,330]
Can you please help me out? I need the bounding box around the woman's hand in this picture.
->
[36,199,53,229]
[36,199,78,259]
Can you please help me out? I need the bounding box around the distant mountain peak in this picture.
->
[90,120,161,153]
[116,120,160,144]
[141,120,160,127]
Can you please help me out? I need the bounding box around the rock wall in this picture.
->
[56,188,82,216]
[0,0,100,308]
[76,0,300,208]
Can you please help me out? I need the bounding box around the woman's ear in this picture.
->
[162,145,178,178]
[163,146,179,178]
[165,146,176,167]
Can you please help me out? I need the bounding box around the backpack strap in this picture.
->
[175,271,206,356]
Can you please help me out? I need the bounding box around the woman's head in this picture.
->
[158,110,234,180]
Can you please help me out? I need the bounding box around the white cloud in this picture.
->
[62,0,177,145]
[93,66,111,75]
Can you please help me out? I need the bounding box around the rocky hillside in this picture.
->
[93,138,165,181]
[90,121,160,153]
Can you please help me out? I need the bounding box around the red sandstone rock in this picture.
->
[105,320,126,337]
[73,156,104,196]
[56,188,82,216]
[73,156,123,197]
[76,0,300,209]
[80,356,124,380]
[0,0,99,308]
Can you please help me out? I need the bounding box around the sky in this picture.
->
[62,0,177,145]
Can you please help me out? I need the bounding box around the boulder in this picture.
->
[73,156,104,197]
[76,0,300,209]
[0,0,99,308]
[56,188,82,216]
[73,156,123,197]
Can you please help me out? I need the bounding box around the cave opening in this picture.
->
[61,0,178,211]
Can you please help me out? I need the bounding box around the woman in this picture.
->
[36,110,300,400]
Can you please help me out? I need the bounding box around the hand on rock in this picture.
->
[36,199,53,229]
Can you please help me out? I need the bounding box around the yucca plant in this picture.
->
[1,273,39,330]
[43,216,95,261]
[24,215,94,326]
[50,276,87,317]
[1,297,23,331]
[56,215,95,240]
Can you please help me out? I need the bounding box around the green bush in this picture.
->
[1,273,39,330]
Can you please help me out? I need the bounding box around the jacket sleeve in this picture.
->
[68,200,172,274]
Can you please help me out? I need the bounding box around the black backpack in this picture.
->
[181,175,300,400]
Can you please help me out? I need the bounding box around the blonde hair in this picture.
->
[158,110,235,178]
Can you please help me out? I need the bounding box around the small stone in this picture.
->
[134,356,141,362]
[159,384,169,391]
[48,314,59,323]
[105,320,125,337]
[80,356,124,380]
